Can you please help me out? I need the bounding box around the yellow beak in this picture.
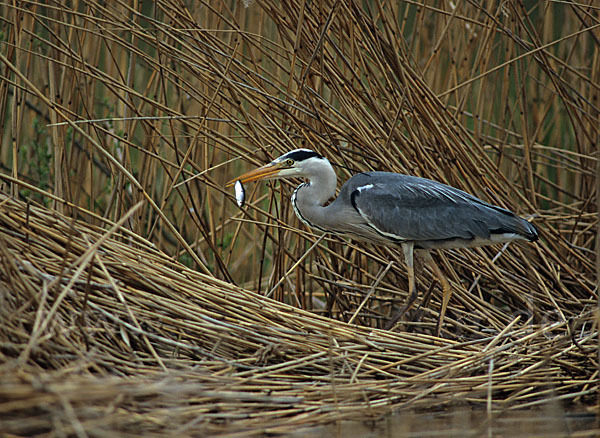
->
[225,162,284,187]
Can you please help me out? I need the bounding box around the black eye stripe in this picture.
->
[283,150,323,162]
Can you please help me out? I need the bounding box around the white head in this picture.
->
[269,149,331,178]
[227,149,332,185]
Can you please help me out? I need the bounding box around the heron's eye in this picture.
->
[285,159,294,166]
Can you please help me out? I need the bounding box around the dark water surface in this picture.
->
[294,404,598,437]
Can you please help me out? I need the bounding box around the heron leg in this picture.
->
[423,252,452,336]
[403,242,418,308]
[385,242,417,330]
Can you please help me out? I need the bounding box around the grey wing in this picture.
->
[344,172,535,244]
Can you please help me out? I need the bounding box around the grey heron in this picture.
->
[227,149,538,335]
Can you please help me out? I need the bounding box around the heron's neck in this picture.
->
[297,162,337,206]
[292,163,337,231]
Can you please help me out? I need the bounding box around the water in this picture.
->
[295,405,598,437]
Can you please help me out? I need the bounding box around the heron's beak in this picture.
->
[225,162,285,187]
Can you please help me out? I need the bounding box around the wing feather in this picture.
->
[345,172,525,243]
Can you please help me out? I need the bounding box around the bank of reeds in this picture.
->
[0,0,598,434]
[0,192,597,435]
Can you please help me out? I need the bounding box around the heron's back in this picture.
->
[335,171,538,249]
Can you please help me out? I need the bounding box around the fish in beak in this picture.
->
[234,180,245,207]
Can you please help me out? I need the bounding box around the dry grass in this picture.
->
[0,0,598,435]
[0,192,597,435]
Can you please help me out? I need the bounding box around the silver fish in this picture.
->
[234,180,245,207]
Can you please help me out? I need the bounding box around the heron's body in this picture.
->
[228,149,538,335]
[292,170,537,250]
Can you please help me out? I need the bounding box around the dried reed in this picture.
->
[0,0,598,434]
[0,193,596,435]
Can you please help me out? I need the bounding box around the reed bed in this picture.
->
[0,192,597,435]
[0,0,598,434]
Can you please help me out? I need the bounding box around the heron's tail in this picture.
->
[489,208,538,242]
[520,220,538,242]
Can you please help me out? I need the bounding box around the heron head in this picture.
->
[226,149,327,187]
